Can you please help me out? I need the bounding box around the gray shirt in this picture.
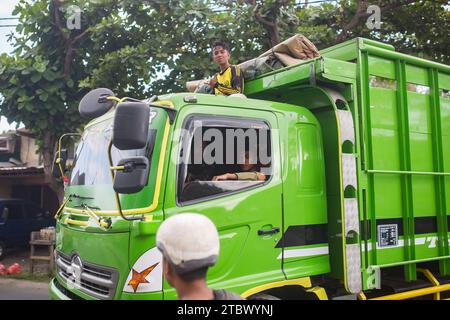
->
[213,289,245,300]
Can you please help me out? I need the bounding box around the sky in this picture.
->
[0,0,20,133]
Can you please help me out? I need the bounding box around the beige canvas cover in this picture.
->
[186,34,320,92]
[258,33,320,65]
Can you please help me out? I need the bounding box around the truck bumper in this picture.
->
[49,278,70,300]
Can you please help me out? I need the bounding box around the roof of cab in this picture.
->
[85,91,317,128]
[159,92,304,114]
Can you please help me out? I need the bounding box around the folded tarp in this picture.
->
[186,34,320,92]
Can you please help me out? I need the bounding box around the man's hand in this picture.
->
[212,173,238,181]
[209,76,217,88]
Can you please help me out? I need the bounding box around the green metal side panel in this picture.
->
[358,41,450,286]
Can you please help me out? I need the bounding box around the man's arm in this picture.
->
[234,172,265,181]
[212,172,265,181]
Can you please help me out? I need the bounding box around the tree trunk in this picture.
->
[42,131,64,203]
[265,21,281,48]
[254,13,281,49]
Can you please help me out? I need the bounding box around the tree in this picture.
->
[0,0,124,197]
[295,0,450,63]
[0,0,256,196]
[79,0,222,96]
[0,0,448,201]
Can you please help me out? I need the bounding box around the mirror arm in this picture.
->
[148,103,177,124]
[54,195,72,220]
[107,141,143,222]
[102,95,120,103]
[110,96,177,124]
[110,165,125,171]
[56,133,81,184]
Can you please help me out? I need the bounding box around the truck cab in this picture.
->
[50,92,328,300]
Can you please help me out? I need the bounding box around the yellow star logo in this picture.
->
[128,262,159,293]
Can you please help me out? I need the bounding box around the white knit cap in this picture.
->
[156,213,219,273]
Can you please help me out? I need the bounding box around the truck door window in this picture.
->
[177,116,272,204]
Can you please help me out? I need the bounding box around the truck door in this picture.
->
[278,111,330,279]
[163,105,284,298]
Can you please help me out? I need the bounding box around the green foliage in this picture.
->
[296,0,449,63]
[0,52,80,145]
[0,0,448,176]
[380,1,450,63]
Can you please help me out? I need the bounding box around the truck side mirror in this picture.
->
[52,149,68,178]
[113,157,150,194]
[112,102,150,150]
[79,88,115,119]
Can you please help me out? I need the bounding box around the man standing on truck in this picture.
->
[156,213,244,300]
[208,41,244,96]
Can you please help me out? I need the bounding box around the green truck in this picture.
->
[49,38,450,300]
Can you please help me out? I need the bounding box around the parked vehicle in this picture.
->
[0,198,54,259]
[50,38,450,300]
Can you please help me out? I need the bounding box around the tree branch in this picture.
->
[73,29,89,44]
[52,0,90,80]
[52,0,69,41]
[64,44,75,81]
[254,9,276,28]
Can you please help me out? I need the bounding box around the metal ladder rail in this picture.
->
[325,88,362,294]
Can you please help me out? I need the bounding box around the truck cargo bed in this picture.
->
[246,38,450,293]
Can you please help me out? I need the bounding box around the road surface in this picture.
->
[0,278,50,300]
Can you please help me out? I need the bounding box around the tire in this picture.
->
[0,241,5,260]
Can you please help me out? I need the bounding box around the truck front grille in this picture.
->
[56,251,119,300]
[54,278,84,300]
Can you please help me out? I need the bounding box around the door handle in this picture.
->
[258,227,280,236]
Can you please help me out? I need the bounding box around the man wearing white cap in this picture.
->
[156,213,244,300]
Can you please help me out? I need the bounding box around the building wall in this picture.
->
[20,136,41,166]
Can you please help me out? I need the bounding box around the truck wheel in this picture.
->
[248,293,281,300]
[0,241,5,260]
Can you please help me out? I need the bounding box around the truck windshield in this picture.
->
[70,117,156,186]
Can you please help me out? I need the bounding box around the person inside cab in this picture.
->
[156,213,244,300]
[212,150,266,181]
[185,140,216,182]
[208,41,244,96]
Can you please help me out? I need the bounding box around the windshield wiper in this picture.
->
[73,204,101,210]
[69,193,94,200]
[78,203,111,229]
